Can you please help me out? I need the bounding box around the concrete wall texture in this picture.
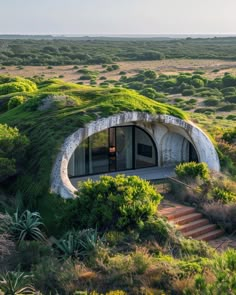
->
[50,112,220,199]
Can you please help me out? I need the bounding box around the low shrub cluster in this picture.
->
[171,162,236,233]
[0,124,29,183]
[64,175,162,231]
[0,174,236,294]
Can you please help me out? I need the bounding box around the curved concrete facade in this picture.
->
[51,112,220,199]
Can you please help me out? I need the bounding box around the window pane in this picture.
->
[89,130,109,174]
[68,139,89,177]
[109,128,116,171]
[135,127,156,168]
[116,127,133,170]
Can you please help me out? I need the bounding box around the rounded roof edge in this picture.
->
[50,111,220,199]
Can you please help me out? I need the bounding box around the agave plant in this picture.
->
[0,271,35,295]
[55,228,104,260]
[9,210,46,244]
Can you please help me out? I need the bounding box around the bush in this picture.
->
[140,87,160,99]
[32,257,77,294]
[192,78,205,88]
[222,128,236,144]
[182,88,195,96]
[179,238,215,258]
[8,95,26,110]
[16,241,52,271]
[8,210,46,244]
[140,216,178,246]
[0,78,37,95]
[203,98,219,106]
[0,271,35,294]
[0,124,29,182]
[65,175,162,231]
[212,187,236,204]
[175,162,210,181]
[54,228,105,260]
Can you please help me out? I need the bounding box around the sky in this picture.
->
[1,0,236,35]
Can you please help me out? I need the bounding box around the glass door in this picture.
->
[89,130,109,174]
[116,126,133,170]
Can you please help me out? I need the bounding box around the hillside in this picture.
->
[0,76,186,206]
[0,75,236,295]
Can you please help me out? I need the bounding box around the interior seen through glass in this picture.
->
[68,126,157,177]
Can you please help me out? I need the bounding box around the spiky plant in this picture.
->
[55,228,104,260]
[9,210,46,244]
[0,271,35,295]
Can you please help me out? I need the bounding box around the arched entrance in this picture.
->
[68,126,157,178]
[51,112,220,199]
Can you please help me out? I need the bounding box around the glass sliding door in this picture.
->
[116,126,133,170]
[89,130,109,174]
[68,125,157,178]
[109,128,116,172]
[135,127,156,169]
[68,139,89,177]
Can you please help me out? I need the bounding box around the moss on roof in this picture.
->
[0,77,187,201]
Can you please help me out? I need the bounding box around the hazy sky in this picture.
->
[1,0,236,35]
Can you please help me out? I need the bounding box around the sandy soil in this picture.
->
[1,59,236,84]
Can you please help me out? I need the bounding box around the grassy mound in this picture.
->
[0,76,186,228]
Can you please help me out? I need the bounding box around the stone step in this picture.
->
[162,207,196,221]
[195,229,225,241]
[172,212,203,225]
[183,224,217,239]
[159,205,187,213]
[178,218,210,233]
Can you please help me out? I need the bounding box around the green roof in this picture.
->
[0,77,187,200]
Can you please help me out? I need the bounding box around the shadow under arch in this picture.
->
[160,131,199,167]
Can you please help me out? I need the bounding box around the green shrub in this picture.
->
[0,124,29,182]
[182,88,195,96]
[140,87,160,99]
[175,162,210,181]
[222,128,236,144]
[212,187,236,204]
[66,175,162,231]
[203,98,219,106]
[177,261,202,278]
[224,95,236,103]
[0,78,37,95]
[8,95,26,110]
[0,271,35,295]
[218,104,236,112]
[179,238,215,258]
[54,228,104,260]
[32,257,77,294]
[8,210,46,244]
[16,241,52,271]
[140,216,178,245]
[184,249,236,295]
[192,78,205,88]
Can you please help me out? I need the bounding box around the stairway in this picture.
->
[159,204,224,241]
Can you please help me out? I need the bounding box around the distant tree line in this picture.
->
[1,37,236,66]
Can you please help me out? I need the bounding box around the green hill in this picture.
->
[0,76,186,205]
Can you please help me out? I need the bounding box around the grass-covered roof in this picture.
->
[0,76,186,220]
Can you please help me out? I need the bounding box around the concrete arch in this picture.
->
[160,131,199,167]
[50,112,220,199]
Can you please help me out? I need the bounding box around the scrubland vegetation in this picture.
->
[2,37,236,66]
[0,174,235,294]
[0,37,236,293]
